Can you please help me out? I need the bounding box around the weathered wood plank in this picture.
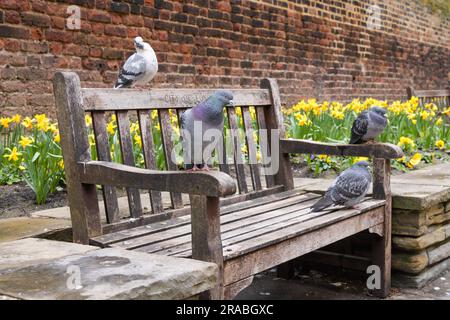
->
[116,111,142,218]
[242,107,262,191]
[157,196,324,256]
[227,108,248,193]
[223,206,385,285]
[82,88,271,111]
[53,72,102,244]
[223,199,385,260]
[78,161,236,197]
[92,111,120,223]
[255,106,275,188]
[280,139,404,159]
[406,87,450,98]
[190,195,224,300]
[260,78,294,189]
[158,109,183,209]
[98,185,284,236]
[371,158,392,298]
[223,276,254,299]
[138,110,164,214]
[116,193,320,250]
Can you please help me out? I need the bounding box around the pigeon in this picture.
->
[349,106,387,144]
[114,36,158,89]
[180,90,234,171]
[310,161,372,212]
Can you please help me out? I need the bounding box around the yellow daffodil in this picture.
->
[436,117,443,126]
[19,136,33,148]
[398,136,415,149]
[353,156,369,164]
[295,113,311,126]
[420,110,430,120]
[21,117,34,129]
[35,114,50,131]
[435,140,445,150]
[4,147,22,162]
[11,114,21,123]
[19,165,26,171]
[54,133,61,143]
[318,154,331,163]
[407,153,422,168]
[88,134,95,146]
[397,156,406,163]
[85,114,92,126]
[0,117,12,128]
[134,134,142,148]
[151,110,158,120]
[58,159,64,169]
[107,121,116,135]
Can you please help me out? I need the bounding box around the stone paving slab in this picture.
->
[0,217,71,244]
[0,238,98,271]
[0,245,218,300]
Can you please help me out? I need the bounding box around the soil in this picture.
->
[0,183,68,219]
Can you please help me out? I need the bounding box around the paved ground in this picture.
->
[237,268,450,300]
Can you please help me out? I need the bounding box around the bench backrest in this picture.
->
[406,87,450,108]
[54,72,292,239]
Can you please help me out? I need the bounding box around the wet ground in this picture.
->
[237,268,450,300]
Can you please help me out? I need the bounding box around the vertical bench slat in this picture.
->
[116,110,143,218]
[92,111,120,223]
[217,128,230,175]
[138,110,164,214]
[242,107,262,191]
[255,106,275,188]
[227,108,248,193]
[158,109,183,209]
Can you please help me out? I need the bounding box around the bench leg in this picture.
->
[371,231,391,298]
[371,158,392,298]
[190,195,224,300]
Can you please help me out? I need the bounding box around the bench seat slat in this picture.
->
[135,197,384,259]
[110,192,319,250]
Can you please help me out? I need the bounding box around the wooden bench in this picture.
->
[53,72,403,299]
[406,87,450,107]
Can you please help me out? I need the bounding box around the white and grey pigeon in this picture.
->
[114,36,158,89]
[180,90,234,171]
[310,161,372,212]
[349,106,387,144]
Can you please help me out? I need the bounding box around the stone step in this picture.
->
[0,238,217,300]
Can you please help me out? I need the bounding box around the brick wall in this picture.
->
[0,0,449,116]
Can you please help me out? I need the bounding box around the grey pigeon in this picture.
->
[349,106,387,144]
[114,36,158,89]
[310,161,372,212]
[180,90,234,171]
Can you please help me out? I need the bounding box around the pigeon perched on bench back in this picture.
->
[310,161,372,212]
[114,36,158,89]
[349,106,387,144]
[180,90,234,171]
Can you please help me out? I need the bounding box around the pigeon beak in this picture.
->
[228,100,235,106]
[135,42,144,49]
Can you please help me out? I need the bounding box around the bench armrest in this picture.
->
[280,139,404,159]
[78,161,236,197]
